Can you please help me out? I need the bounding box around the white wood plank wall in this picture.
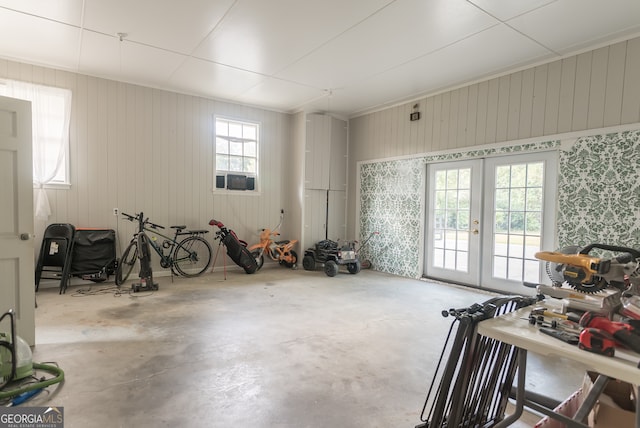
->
[347,37,640,237]
[0,59,291,268]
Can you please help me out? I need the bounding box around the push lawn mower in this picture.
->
[357,231,379,269]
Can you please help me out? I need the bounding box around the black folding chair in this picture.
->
[35,223,76,294]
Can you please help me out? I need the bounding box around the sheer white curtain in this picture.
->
[1,80,72,220]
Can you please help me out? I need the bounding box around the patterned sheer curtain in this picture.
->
[1,80,71,219]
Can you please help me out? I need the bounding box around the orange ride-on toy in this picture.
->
[247,210,298,270]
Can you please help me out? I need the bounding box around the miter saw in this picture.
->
[535,243,640,294]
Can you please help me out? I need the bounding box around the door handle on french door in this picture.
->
[471,229,479,235]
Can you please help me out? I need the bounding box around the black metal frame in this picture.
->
[416,295,539,428]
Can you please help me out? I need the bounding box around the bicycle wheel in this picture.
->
[115,240,137,286]
[251,249,265,270]
[172,236,212,277]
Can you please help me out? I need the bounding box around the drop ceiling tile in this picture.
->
[1,0,639,117]
[466,0,556,21]
[0,8,80,69]
[0,0,84,26]
[299,91,363,118]
[276,0,498,90]
[193,0,395,75]
[79,30,187,86]
[235,78,324,112]
[345,24,554,115]
[82,0,235,55]
[169,57,265,100]
[508,0,640,53]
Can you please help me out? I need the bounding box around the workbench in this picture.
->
[477,305,640,427]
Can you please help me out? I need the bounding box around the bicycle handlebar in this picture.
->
[121,212,136,221]
[121,212,165,230]
[258,228,281,237]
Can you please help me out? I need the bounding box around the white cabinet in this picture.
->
[305,114,347,191]
[304,189,328,245]
[301,113,348,249]
[305,113,331,190]
[327,190,346,239]
[303,189,347,246]
[329,117,347,191]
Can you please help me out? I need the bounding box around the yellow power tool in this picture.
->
[535,244,640,293]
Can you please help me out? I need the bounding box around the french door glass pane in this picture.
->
[432,167,471,272]
[492,161,544,283]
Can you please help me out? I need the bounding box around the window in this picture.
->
[0,79,71,219]
[215,117,259,192]
[0,80,71,186]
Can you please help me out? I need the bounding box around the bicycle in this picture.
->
[247,211,298,270]
[115,212,213,286]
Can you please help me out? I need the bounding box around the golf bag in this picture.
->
[209,219,258,274]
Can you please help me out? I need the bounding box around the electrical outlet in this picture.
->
[113,208,119,216]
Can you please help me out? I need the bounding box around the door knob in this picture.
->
[471,229,479,235]
[20,233,30,240]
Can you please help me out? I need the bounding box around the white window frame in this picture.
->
[214,116,260,193]
[0,79,72,188]
[0,79,72,219]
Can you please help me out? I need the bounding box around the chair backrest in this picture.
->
[43,223,75,240]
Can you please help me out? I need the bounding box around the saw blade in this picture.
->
[542,245,581,286]
[565,276,608,294]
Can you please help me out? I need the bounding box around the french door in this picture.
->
[424,151,558,294]
[425,159,483,286]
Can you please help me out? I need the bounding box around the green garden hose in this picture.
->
[0,362,64,400]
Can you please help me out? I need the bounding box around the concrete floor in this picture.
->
[26,266,586,427]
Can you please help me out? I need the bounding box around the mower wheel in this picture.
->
[302,255,316,271]
[324,260,339,277]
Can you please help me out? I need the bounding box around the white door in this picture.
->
[303,189,328,249]
[0,95,35,345]
[424,152,557,294]
[424,160,483,286]
[327,190,346,242]
[481,152,558,294]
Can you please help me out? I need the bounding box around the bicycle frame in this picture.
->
[120,212,211,278]
[129,213,155,290]
[247,211,298,268]
[142,225,192,270]
[249,228,297,263]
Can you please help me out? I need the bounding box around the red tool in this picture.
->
[579,312,640,354]
[578,328,616,356]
